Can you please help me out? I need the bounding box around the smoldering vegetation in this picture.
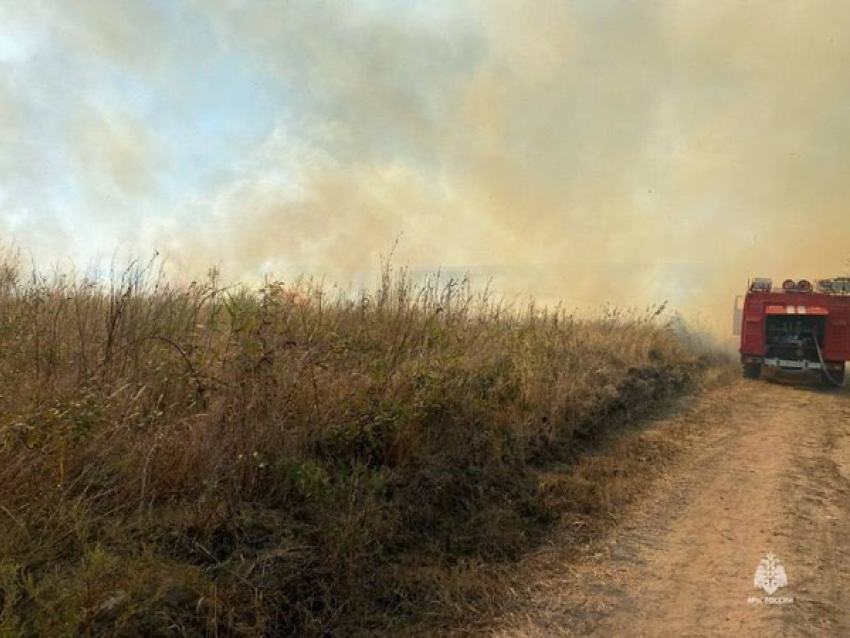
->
[0,250,721,636]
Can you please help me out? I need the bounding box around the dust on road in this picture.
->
[493,376,850,637]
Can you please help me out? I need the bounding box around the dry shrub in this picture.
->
[0,249,712,635]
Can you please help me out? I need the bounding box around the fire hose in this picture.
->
[814,335,845,388]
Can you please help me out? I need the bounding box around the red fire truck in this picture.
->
[736,277,850,386]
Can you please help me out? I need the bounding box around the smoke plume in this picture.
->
[3,1,850,334]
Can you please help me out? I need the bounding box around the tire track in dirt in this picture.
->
[491,377,850,637]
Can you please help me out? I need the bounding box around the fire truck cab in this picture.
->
[736,277,850,386]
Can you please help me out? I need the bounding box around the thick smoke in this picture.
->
[4,1,850,334]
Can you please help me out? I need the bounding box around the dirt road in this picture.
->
[494,376,850,637]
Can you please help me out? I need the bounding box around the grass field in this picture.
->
[0,252,717,636]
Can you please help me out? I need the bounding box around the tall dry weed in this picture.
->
[0,249,708,635]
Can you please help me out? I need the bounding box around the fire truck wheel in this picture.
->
[742,362,761,379]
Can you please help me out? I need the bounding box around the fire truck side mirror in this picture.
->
[732,295,744,336]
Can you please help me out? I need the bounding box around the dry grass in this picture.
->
[467,366,738,638]
[0,250,717,636]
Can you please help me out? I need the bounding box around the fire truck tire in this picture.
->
[742,362,762,379]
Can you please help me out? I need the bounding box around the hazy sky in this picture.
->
[2,1,850,331]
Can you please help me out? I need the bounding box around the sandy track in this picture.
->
[493,377,850,637]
